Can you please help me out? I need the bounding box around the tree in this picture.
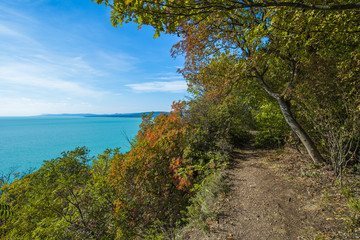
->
[171,10,327,163]
[92,0,359,164]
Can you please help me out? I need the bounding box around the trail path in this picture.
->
[198,146,327,240]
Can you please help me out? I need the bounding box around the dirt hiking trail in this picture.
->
[190,145,349,240]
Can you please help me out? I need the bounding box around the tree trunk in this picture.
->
[277,97,325,164]
[253,68,325,164]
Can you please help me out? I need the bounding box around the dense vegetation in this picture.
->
[1,1,359,239]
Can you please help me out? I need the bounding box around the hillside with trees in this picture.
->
[1,0,359,239]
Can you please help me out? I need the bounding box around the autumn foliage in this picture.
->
[110,101,193,238]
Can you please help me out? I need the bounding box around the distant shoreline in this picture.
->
[38,112,167,118]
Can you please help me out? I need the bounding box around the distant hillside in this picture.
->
[40,112,167,118]
[87,112,167,118]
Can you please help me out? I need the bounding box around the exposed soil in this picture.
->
[185,145,360,239]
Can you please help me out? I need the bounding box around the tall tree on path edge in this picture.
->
[92,0,360,164]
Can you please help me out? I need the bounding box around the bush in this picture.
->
[110,103,192,239]
[293,56,360,176]
[254,102,290,148]
[0,147,120,239]
[184,93,252,173]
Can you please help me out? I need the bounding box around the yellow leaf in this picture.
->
[153,29,160,39]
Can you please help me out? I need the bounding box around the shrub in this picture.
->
[293,56,360,176]
[0,147,119,239]
[254,102,290,148]
[110,102,192,239]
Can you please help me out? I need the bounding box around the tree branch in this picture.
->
[252,67,279,99]
[247,2,360,11]
[146,1,360,12]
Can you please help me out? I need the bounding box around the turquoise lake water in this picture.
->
[0,116,142,174]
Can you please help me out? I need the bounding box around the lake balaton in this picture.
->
[0,116,142,174]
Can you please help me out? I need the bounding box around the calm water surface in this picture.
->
[0,116,142,174]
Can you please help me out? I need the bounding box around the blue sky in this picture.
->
[0,0,187,116]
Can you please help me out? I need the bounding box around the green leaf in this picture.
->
[0,203,12,219]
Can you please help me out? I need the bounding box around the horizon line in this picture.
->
[0,111,170,117]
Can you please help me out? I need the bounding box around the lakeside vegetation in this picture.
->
[1,1,359,239]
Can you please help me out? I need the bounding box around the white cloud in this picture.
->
[143,71,184,81]
[126,81,187,93]
[0,97,96,116]
[0,61,106,97]
[0,4,36,23]
[97,51,138,72]
[0,24,22,38]
[0,23,40,48]
[150,76,184,80]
